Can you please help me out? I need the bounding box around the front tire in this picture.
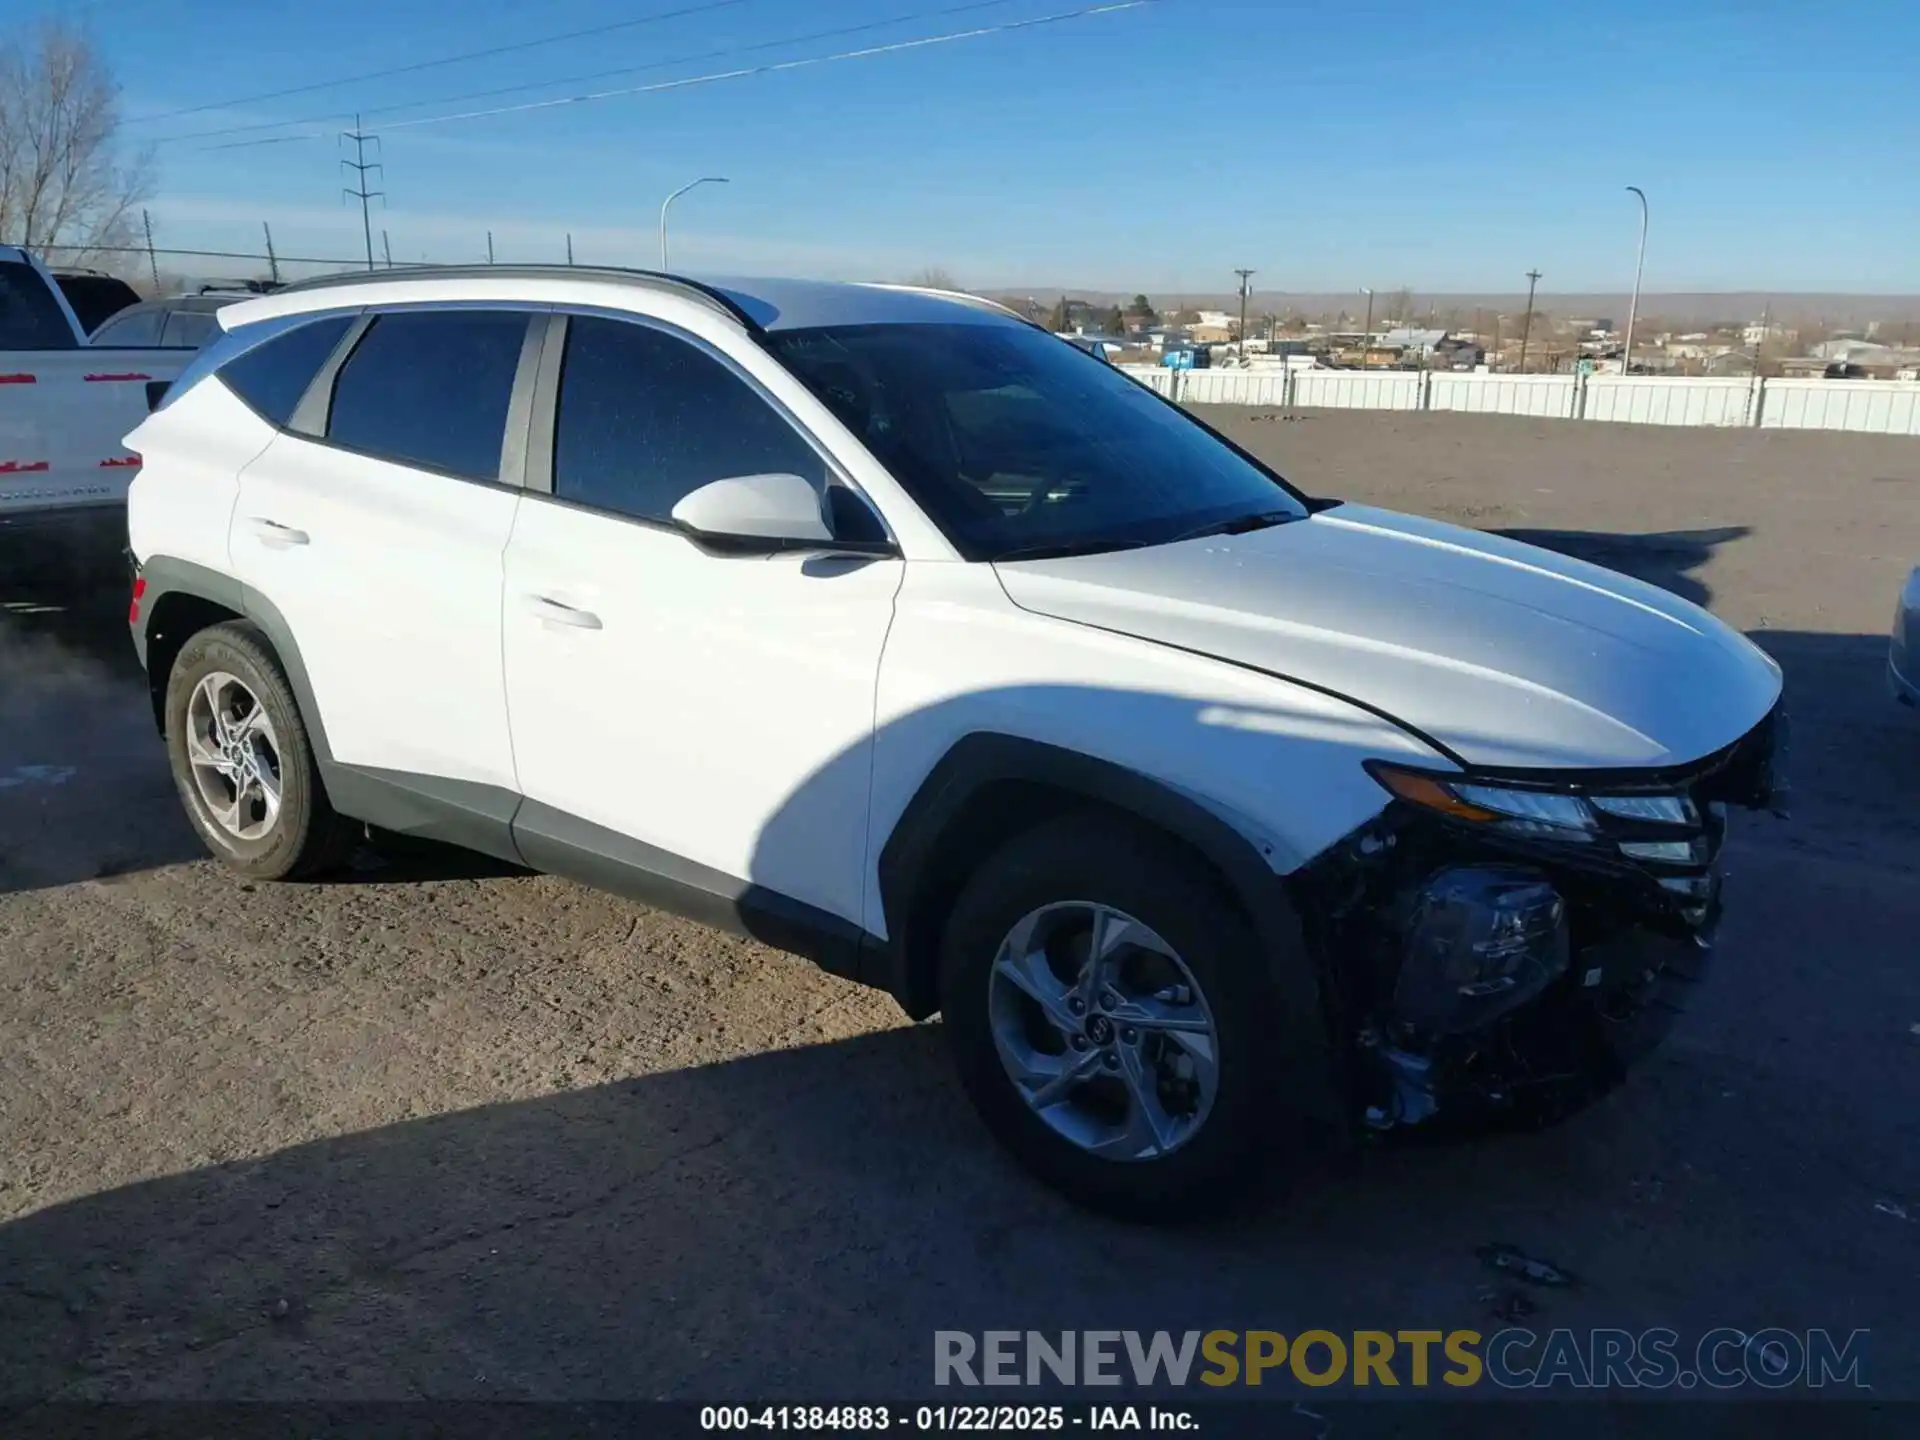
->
[163,621,356,880]
[938,812,1306,1221]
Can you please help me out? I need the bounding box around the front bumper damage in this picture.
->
[1291,705,1788,1132]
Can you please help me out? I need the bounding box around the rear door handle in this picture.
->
[244,517,309,549]
[522,594,603,631]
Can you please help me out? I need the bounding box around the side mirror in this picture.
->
[670,472,833,547]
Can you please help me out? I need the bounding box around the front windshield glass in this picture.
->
[765,322,1307,560]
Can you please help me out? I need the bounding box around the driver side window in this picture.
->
[552,315,828,524]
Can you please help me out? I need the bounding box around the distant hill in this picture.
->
[994,291,1920,328]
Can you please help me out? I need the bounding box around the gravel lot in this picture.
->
[2,411,1917,1408]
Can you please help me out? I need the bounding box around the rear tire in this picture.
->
[163,621,357,880]
[938,812,1309,1222]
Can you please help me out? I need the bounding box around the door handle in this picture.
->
[522,594,603,631]
[244,517,309,549]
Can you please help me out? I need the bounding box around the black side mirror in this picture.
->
[145,380,171,413]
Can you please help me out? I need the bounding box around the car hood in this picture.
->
[993,504,1782,771]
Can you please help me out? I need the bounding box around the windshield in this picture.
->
[764,322,1307,560]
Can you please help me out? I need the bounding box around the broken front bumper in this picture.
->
[1294,705,1783,1132]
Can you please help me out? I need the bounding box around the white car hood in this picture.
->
[994,503,1782,771]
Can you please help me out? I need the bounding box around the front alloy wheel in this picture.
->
[987,902,1219,1161]
[940,813,1310,1221]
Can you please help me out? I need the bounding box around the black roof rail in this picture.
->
[269,264,761,333]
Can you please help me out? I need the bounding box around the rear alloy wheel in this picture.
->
[183,671,284,842]
[940,813,1304,1221]
[164,620,357,880]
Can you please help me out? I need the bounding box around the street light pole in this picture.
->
[1519,269,1542,373]
[1622,185,1648,376]
[1360,287,1374,369]
[659,176,729,270]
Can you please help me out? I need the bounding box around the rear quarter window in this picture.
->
[0,261,79,349]
[92,308,165,347]
[215,314,355,426]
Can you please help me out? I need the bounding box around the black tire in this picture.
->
[938,811,1312,1222]
[163,620,357,881]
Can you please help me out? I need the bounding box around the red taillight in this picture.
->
[129,575,147,625]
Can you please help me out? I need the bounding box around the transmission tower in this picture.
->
[340,115,385,273]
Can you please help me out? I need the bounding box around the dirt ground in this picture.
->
[2,411,1917,1409]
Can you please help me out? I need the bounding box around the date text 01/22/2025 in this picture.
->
[699,1405,1198,1432]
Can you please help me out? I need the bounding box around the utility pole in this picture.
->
[566,233,575,266]
[1234,268,1255,358]
[1518,269,1542,374]
[1360,287,1374,369]
[382,230,393,268]
[141,208,159,290]
[486,230,495,264]
[340,115,383,272]
[262,222,280,283]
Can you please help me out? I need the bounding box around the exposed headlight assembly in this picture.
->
[1365,762,1698,843]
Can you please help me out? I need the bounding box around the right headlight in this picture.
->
[1365,761,1699,844]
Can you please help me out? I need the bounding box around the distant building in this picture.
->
[1375,326,1448,359]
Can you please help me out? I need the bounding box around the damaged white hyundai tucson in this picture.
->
[124,269,1788,1220]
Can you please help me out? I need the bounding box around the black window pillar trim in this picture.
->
[285,310,372,438]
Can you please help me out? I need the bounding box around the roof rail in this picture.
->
[864,283,1041,330]
[271,263,761,332]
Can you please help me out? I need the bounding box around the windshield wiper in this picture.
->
[991,536,1153,562]
[1165,509,1298,545]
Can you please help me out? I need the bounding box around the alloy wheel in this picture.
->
[184,671,283,842]
[986,901,1220,1161]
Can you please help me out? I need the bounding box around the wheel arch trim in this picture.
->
[871,731,1341,1121]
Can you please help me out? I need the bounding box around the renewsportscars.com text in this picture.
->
[934,1328,1869,1391]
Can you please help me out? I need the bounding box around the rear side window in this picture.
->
[327,310,529,481]
[93,308,164,346]
[0,261,79,349]
[161,310,221,348]
[553,315,825,523]
[219,314,354,426]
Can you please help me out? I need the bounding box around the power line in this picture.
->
[129,0,757,126]
[151,0,1025,148]
[204,0,1161,148]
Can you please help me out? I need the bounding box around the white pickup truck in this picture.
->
[1,244,194,569]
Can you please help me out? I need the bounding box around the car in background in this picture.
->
[89,289,262,350]
[1893,567,1920,710]
[0,244,194,556]
[53,270,142,333]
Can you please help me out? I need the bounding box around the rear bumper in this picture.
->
[0,501,125,539]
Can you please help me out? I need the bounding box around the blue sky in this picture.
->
[47,0,1920,292]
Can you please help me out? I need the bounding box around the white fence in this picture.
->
[1118,364,1920,437]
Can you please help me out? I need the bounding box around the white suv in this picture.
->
[126,267,1787,1218]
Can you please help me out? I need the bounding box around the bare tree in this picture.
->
[909,267,960,291]
[0,22,154,261]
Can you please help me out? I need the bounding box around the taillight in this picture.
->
[129,574,147,626]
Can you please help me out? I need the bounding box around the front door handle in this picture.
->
[522,594,603,631]
[244,517,309,549]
